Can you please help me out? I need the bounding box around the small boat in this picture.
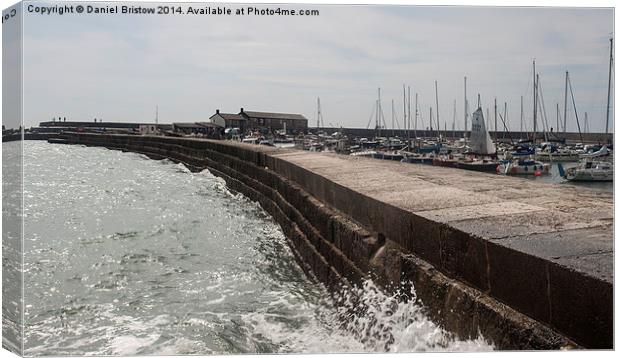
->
[535,145,581,162]
[431,154,499,173]
[259,140,275,147]
[497,159,550,175]
[372,151,404,161]
[400,152,435,165]
[456,159,500,173]
[47,138,68,144]
[579,145,611,159]
[350,150,377,158]
[350,150,403,161]
[558,161,613,182]
[241,136,261,145]
[508,144,536,158]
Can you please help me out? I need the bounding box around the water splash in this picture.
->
[244,279,493,353]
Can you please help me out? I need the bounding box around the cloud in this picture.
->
[21,2,613,132]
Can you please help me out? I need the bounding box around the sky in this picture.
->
[6,1,616,132]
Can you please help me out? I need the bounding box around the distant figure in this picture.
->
[94,118,97,123]
[64,117,66,122]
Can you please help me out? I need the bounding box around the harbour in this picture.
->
[2,2,615,354]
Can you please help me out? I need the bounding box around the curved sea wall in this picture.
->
[49,133,611,349]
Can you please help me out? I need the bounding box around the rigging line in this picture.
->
[537,79,551,134]
[497,111,515,144]
[393,100,402,131]
[568,75,583,142]
[366,101,376,130]
[380,102,389,130]
[523,64,533,98]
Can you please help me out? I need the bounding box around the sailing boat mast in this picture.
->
[376,87,383,136]
[414,93,418,139]
[504,102,507,138]
[606,37,613,135]
[464,76,468,139]
[407,86,411,142]
[403,85,407,136]
[391,99,395,137]
[533,60,537,141]
[430,107,433,133]
[435,81,440,140]
[494,98,498,141]
[567,73,584,142]
[556,103,560,133]
[563,71,568,135]
[317,97,324,129]
[452,99,456,139]
[520,96,523,137]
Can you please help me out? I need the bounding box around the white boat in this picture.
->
[558,161,613,182]
[241,136,261,145]
[535,147,581,162]
[579,145,611,159]
[350,150,377,158]
[497,158,551,175]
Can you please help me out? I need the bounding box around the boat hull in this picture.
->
[497,162,551,175]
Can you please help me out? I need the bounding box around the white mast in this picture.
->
[317,97,324,129]
[391,99,395,136]
[606,37,613,135]
[556,103,560,133]
[414,93,418,138]
[464,76,468,138]
[403,84,407,135]
[452,99,456,139]
[520,96,524,136]
[533,60,537,140]
[504,101,507,138]
[407,86,412,141]
[435,80,440,139]
[563,71,568,135]
[494,98,497,141]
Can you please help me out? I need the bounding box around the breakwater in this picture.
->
[46,133,612,349]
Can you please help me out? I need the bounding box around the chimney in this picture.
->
[216,109,220,114]
[240,107,244,113]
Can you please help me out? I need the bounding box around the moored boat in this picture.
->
[558,160,613,182]
[47,138,68,144]
[497,159,551,175]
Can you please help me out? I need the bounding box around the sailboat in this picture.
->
[468,107,496,155]
[430,107,500,172]
[558,160,613,182]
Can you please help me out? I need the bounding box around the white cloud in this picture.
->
[20,2,613,132]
